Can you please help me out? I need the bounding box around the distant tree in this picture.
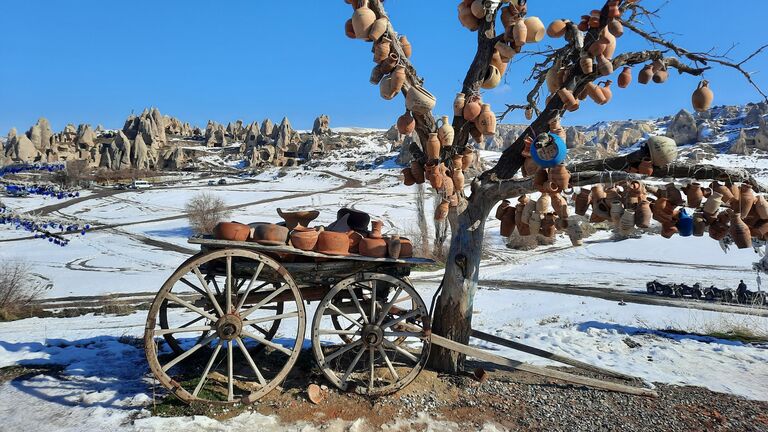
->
[346,0,768,372]
[0,261,42,320]
[185,192,231,235]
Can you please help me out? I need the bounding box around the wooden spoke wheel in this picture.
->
[145,249,305,405]
[312,272,430,396]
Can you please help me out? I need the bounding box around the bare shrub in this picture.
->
[53,160,91,187]
[185,192,231,234]
[0,261,44,320]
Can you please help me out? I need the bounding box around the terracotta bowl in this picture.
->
[290,228,320,251]
[214,222,251,242]
[359,237,387,258]
[250,223,289,246]
[277,208,320,230]
[316,231,350,256]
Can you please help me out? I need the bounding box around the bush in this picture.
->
[185,192,231,235]
[0,261,44,320]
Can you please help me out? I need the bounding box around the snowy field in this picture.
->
[1,137,768,429]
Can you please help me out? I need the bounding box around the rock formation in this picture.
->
[312,115,331,135]
[729,129,749,155]
[666,109,698,145]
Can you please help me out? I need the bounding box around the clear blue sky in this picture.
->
[1,1,766,134]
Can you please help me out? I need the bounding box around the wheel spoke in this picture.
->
[240,286,289,319]
[235,337,266,386]
[341,345,366,384]
[227,340,234,402]
[382,340,418,362]
[178,315,206,329]
[375,287,403,326]
[226,256,233,314]
[166,292,217,322]
[368,347,375,390]
[346,287,369,324]
[178,277,207,297]
[162,333,218,372]
[317,328,360,336]
[251,324,270,335]
[235,262,265,311]
[193,341,223,398]
[370,282,377,323]
[241,330,292,356]
[193,267,224,317]
[327,304,364,329]
[383,331,424,339]
[323,339,363,363]
[377,345,399,381]
[154,325,214,336]
[243,311,298,325]
[381,309,421,329]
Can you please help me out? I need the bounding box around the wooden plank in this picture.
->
[429,333,657,397]
[471,329,636,381]
[188,236,435,265]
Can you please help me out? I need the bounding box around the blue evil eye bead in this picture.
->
[85,224,90,229]
[81,230,86,235]
[530,133,567,168]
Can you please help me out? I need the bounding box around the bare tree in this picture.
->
[347,0,768,373]
[185,192,231,234]
[0,261,43,320]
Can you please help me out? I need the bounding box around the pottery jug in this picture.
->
[738,184,755,218]
[660,223,678,239]
[597,55,614,77]
[347,230,364,254]
[462,147,475,171]
[402,167,415,186]
[370,220,383,239]
[481,65,502,89]
[532,168,548,191]
[410,161,425,184]
[435,200,450,221]
[729,211,752,249]
[317,230,350,255]
[618,67,632,88]
[386,234,402,259]
[599,81,614,104]
[585,82,607,105]
[452,168,465,191]
[703,191,723,216]
[398,35,412,58]
[524,17,545,43]
[344,19,356,39]
[426,133,441,161]
[452,154,463,171]
[551,193,568,219]
[575,188,591,216]
[373,37,391,63]
[405,85,436,115]
[250,223,290,246]
[638,64,654,84]
[666,183,685,206]
[476,104,496,136]
[536,194,552,214]
[755,195,768,220]
[540,213,557,237]
[708,217,729,241]
[437,116,455,147]
[549,164,570,191]
[512,19,528,47]
[692,212,706,236]
[547,19,567,38]
[751,221,768,240]
[397,111,415,135]
[458,3,480,31]
[369,17,388,41]
[453,93,466,117]
[388,66,406,96]
[620,209,635,235]
[351,1,376,39]
[608,20,624,37]
[683,182,704,208]
[290,228,320,251]
[359,237,387,257]
[692,80,714,112]
[496,200,511,220]
[580,53,594,74]
[215,221,251,242]
[578,15,590,32]
[635,200,652,228]
[652,60,668,83]
[379,75,395,100]
[500,207,516,237]
[710,181,733,204]
[558,89,578,111]
[470,0,486,19]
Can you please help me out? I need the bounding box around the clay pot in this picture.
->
[682,183,704,208]
[470,0,485,19]
[619,209,635,235]
[481,65,502,89]
[580,53,594,74]
[379,75,396,100]
[462,147,475,171]
[755,195,768,219]
[610,200,624,227]
[693,213,706,237]
[557,89,578,111]
[214,221,251,242]
[638,64,654,84]
[476,104,496,136]
[540,213,557,238]
[533,168,548,191]
[452,168,465,191]
[250,223,289,246]
[495,41,516,61]
[515,200,530,236]
[638,158,654,175]
[727,182,741,207]
[729,211,752,249]
[575,188,591,216]
[646,136,678,167]
[437,116,455,147]
[703,191,723,216]
[512,19,528,47]
[453,93,466,117]
[405,86,436,115]
[385,235,402,259]
[589,10,601,28]
[290,228,320,251]
[396,111,415,135]
[618,67,632,88]
[635,200,652,228]
[528,211,542,234]
[551,193,568,219]
[370,220,383,239]
[523,17,545,43]
[434,200,449,220]
[522,157,538,177]
[652,60,668,83]
[402,167,415,186]
[373,37,391,63]
[277,208,320,229]
[546,19,567,38]
[586,82,607,105]
[490,50,506,75]
[710,181,734,204]
[692,80,714,112]
[708,216,729,241]
[590,184,607,202]
[567,222,584,246]
[389,66,406,95]
[410,161,425,184]
[369,17,388,41]
[496,200,511,220]
[738,184,756,218]
[660,223,678,239]
[549,164,570,191]
[398,35,412,58]
[666,183,685,206]
[397,237,413,258]
[608,20,624,37]
[525,107,533,120]
[521,198,537,224]
[344,19,356,39]
[351,1,376,39]
[577,15,589,32]
[536,194,552,214]
[452,154,463,171]
[597,55,614,77]
[359,237,387,257]
[347,230,363,254]
[500,207,516,237]
[458,2,480,31]
[426,133,441,161]
[751,221,768,240]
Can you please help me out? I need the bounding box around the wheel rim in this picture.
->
[145,249,305,405]
[312,273,430,396]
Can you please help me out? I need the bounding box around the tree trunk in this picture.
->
[429,185,495,373]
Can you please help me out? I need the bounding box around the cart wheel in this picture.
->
[145,249,305,405]
[312,272,430,396]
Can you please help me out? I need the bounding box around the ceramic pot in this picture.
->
[402,167,415,186]
[637,158,654,175]
[369,17,388,41]
[388,66,406,96]
[496,200,511,220]
[635,200,652,228]
[453,93,466,117]
[540,213,557,237]
[729,211,752,249]
[549,164,570,191]
[727,182,741,207]
[495,41,516,61]
[646,136,678,167]
[470,0,485,19]
[618,67,632,88]
[703,191,723,216]
[373,37,391,63]
[344,19,356,39]
[437,116,455,147]
[317,230,350,255]
[608,20,624,37]
[661,223,678,239]
[452,168,465,191]
[533,168,548,191]
[398,35,412,58]
[528,211,542,234]
[214,221,251,242]
[575,188,591,216]
[599,81,614,104]
[386,235,402,259]
[589,10,601,28]
[435,200,449,220]
[515,200,530,235]
[692,80,714,112]
[462,147,475,171]
[578,15,590,32]
[755,195,768,219]
[452,154,463,172]
[546,19,567,38]
[250,223,289,246]
[426,133,441,161]
[586,82,606,105]
[551,193,568,219]
[597,55,613,77]
[348,230,363,254]
[751,221,768,240]
[677,209,694,237]
[652,60,668,83]
[708,217,729,241]
[405,86,436,115]
[359,237,387,257]
[351,1,376,39]
[379,75,395,100]
[580,53,594,74]
[638,64,654,84]
[476,104,496,136]
[536,194,552,214]
[290,228,319,251]
[500,5,516,29]
[521,198,537,224]
[620,209,636,235]
[512,19,528,47]
[500,207,516,237]
[410,161,425,184]
[426,162,441,189]
[522,156,538,177]
[398,237,414,258]
[524,17,545,43]
[590,184,607,202]
[525,107,533,120]
[693,212,706,236]
[481,65,502,89]
[378,53,399,74]
[567,222,584,246]
[397,111,415,135]
[558,88,578,111]
[682,183,704,208]
[666,183,685,206]
[738,184,756,218]
[458,3,480,31]
[610,200,624,226]
[277,208,320,229]
[710,181,734,204]
[370,220,383,239]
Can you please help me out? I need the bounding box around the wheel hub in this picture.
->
[362,324,384,347]
[215,314,243,341]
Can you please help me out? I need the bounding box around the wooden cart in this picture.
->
[144,236,435,405]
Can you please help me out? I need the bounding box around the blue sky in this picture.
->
[1,1,766,133]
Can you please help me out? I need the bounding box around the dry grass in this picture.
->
[0,261,45,321]
[185,192,231,235]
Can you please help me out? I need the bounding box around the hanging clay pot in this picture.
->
[682,182,704,208]
[524,17,546,43]
[580,53,594,74]
[661,223,678,239]
[739,184,756,218]
[589,9,601,28]
[476,104,496,136]
[597,55,614,77]
[677,209,694,237]
[441,167,454,196]
[490,50,506,75]
[567,221,584,246]
[495,41,516,62]
[577,15,590,32]
[426,133,441,161]
[549,164,570,191]
[373,37,391,63]
[703,191,723,216]
[317,230,350,256]
[402,167,415,186]
[751,221,768,240]
[692,212,706,237]
[575,188,591,216]
[458,3,480,31]
[437,116,455,147]
[525,107,533,120]
[399,35,412,58]
[620,209,636,235]
[389,66,406,95]
[359,236,387,257]
[452,167,465,191]
[379,75,395,100]
[710,181,733,204]
[727,181,741,207]
[608,20,624,37]
[396,111,415,135]
[618,67,632,88]
[452,154,463,172]
[586,82,607,105]
[405,85,436,115]
[500,5,517,29]
[646,136,678,167]
[369,17,389,41]
[541,213,557,238]
[470,0,486,19]
[351,0,376,39]
[435,200,450,220]
[512,19,528,47]
[462,147,475,171]
[345,19,356,39]
[500,207,516,237]
[378,53,399,75]
[638,64,654,84]
[546,19,567,38]
[215,221,251,242]
[386,235,402,259]
[708,216,729,241]
[453,93,466,117]
[410,160,425,184]
[481,65,502,89]
[536,194,552,214]
[692,80,714,112]
[755,195,768,219]
[635,200,652,228]
[729,211,752,249]
[428,163,443,189]
[551,193,568,220]
[463,97,482,121]
[496,200,511,220]
[652,60,668,83]
[558,89,578,111]
[666,183,685,206]
[637,158,654,175]
[522,157,539,177]
[533,168,548,191]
